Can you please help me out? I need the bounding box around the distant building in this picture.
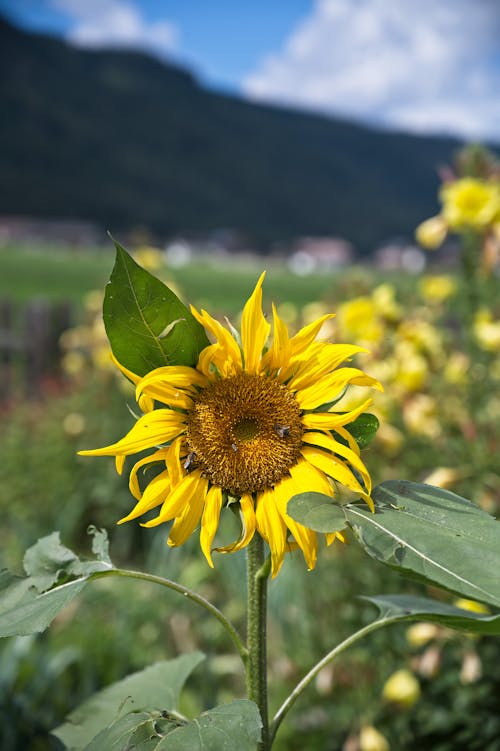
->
[288,236,354,275]
[374,238,426,273]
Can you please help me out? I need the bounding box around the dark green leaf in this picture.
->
[155,700,262,750]
[287,493,348,533]
[345,480,500,607]
[0,569,88,637]
[365,594,500,635]
[23,530,112,592]
[103,239,209,375]
[0,530,113,638]
[53,653,205,750]
[82,712,160,751]
[344,412,379,448]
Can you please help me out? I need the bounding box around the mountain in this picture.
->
[0,16,465,253]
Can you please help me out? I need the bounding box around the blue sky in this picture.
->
[2,0,500,142]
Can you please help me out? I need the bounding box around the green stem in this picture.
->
[246,535,271,750]
[269,615,406,745]
[92,567,248,666]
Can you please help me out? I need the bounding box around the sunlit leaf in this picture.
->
[287,493,348,533]
[345,480,500,607]
[103,239,209,376]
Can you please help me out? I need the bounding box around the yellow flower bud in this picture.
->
[360,725,390,751]
[382,669,421,708]
[406,622,441,647]
[415,215,447,249]
[454,598,490,615]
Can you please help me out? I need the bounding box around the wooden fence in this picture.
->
[0,299,73,401]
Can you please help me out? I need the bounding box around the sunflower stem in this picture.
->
[246,534,270,750]
[91,567,248,665]
[269,614,408,744]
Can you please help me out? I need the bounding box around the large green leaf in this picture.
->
[287,493,348,533]
[0,529,113,637]
[103,240,209,376]
[155,700,262,750]
[0,570,89,637]
[53,653,205,750]
[345,480,500,607]
[365,594,500,635]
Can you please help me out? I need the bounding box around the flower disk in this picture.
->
[187,373,303,495]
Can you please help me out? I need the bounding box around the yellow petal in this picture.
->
[261,303,291,374]
[216,494,256,554]
[199,485,224,566]
[289,314,336,356]
[118,469,171,523]
[168,484,206,547]
[302,431,371,493]
[302,398,373,431]
[115,455,126,475]
[142,470,207,527]
[272,471,318,570]
[301,445,373,507]
[128,448,170,500]
[78,409,186,457]
[288,343,366,390]
[255,488,287,577]
[191,307,242,369]
[197,342,239,378]
[295,368,382,410]
[241,272,270,373]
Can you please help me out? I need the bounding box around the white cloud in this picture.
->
[243,0,500,141]
[50,0,177,59]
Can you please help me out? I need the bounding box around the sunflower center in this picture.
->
[186,373,303,495]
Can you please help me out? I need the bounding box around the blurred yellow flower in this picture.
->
[418,275,456,304]
[80,274,381,577]
[474,309,500,352]
[359,725,390,751]
[133,246,165,271]
[454,598,490,615]
[337,297,383,343]
[372,283,402,322]
[421,467,460,489]
[403,394,441,438]
[415,215,447,250]
[382,669,421,708]
[406,622,441,647]
[441,177,500,232]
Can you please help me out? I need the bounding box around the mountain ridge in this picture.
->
[0,15,467,253]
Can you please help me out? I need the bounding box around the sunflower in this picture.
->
[80,274,381,576]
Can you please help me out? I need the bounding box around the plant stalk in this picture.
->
[246,534,270,750]
[269,615,407,744]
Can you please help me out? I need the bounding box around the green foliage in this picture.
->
[53,654,205,749]
[0,530,112,638]
[345,413,380,449]
[366,594,500,635]
[287,494,347,534]
[345,481,500,608]
[0,16,464,251]
[103,240,209,375]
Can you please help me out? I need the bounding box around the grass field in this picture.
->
[0,242,415,316]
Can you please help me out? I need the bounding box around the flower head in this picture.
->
[80,274,381,576]
[440,177,500,232]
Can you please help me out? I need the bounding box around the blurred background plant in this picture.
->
[1,209,499,748]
